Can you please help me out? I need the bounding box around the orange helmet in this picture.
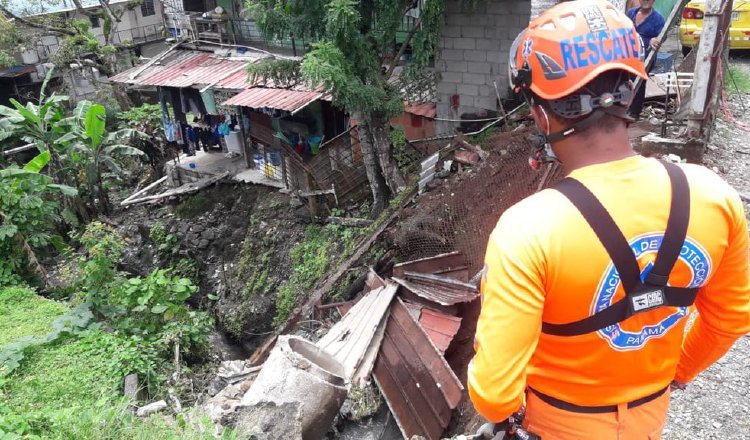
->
[509,0,647,101]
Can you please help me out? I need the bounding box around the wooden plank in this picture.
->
[352,310,388,385]
[120,176,168,205]
[121,172,229,206]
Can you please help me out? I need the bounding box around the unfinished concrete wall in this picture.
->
[435,0,530,134]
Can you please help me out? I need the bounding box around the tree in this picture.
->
[246,0,443,215]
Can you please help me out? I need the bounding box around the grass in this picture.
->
[0,286,234,439]
[0,287,68,346]
[725,65,750,95]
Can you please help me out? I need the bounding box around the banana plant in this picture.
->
[63,103,147,215]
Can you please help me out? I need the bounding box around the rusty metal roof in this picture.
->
[111,50,250,88]
[392,272,478,306]
[110,51,206,85]
[404,102,437,119]
[373,298,463,440]
[420,308,462,354]
[216,69,254,90]
[220,87,323,113]
[393,251,469,282]
[402,302,462,354]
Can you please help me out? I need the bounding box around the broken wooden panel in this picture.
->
[392,251,469,282]
[402,302,462,354]
[392,275,478,306]
[316,283,397,381]
[373,298,464,440]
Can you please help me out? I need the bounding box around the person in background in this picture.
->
[627,0,665,120]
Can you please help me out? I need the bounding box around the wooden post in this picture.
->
[687,0,732,142]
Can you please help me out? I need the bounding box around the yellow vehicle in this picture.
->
[680,1,750,55]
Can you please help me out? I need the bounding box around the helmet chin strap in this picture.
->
[528,106,631,170]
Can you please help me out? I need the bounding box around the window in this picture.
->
[141,0,156,17]
[89,15,100,28]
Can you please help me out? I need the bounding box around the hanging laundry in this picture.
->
[201,89,218,115]
[218,122,231,137]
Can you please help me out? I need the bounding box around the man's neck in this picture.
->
[639,6,653,15]
[551,125,636,175]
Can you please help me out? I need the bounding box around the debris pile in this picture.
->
[207,251,478,439]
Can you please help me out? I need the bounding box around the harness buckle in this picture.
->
[629,287,666,314]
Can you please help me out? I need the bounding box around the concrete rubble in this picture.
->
[136,400,168,417]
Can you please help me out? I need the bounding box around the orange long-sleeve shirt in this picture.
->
[468,155,750,423]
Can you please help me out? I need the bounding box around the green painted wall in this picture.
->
[654,0,677,21]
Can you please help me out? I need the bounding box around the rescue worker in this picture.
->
[468,1,750,439]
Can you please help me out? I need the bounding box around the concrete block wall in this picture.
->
[435,0,530,134]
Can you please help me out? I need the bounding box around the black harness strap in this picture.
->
[644,161,691,286]
[542,160,698,337]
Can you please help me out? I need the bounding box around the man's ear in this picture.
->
[530,104,550,135]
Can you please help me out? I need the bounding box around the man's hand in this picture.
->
[649,39,660,51]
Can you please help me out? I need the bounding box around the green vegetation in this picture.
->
[0,287,67,347]
[76,222,213,369]
[469,125,501,146]
[175,194,211,219]
[274,223,362,325]
[0,287,232,440]
[390,125,418,176]
[150,221,180,256]
[725,65,750,95]
[0,152,76,287]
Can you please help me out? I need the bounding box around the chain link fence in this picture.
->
[391,127,563,276]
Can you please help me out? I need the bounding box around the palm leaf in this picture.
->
[23,151,51,173]
[101,156,124,176]
[0,168,37,180]
[46,184,78,196]
[9,99,41,125]
[103,144,146,157]
[84,104,106,148]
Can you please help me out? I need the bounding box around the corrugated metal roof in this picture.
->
[217,69,254,90]
[221,87,323,113]
[404,102,437,119]
[7,0,130,16]
[372,298,463,440]
[158,57,247,88]
[419,308,462,353]
[402,302,462,354]
[110,51,204,85]
[317,283,396,385]
[393,251,469,282]
[0,65,36,78]
[392,273,478,306]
